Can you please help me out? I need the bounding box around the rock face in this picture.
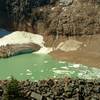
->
[59,0,73,6]
[1,0,100,36]
[78,0,100,4]
[48,2,100,36]
[0,0,13,30]
[0,43,40,58]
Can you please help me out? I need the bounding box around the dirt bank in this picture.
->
[50,34,100,68]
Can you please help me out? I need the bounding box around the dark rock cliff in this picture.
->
[0,0,100,36]
[0,0,12,29]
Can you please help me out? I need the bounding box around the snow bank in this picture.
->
[34,47,53,54]
[0,31,44,47]
[0,31,53,54]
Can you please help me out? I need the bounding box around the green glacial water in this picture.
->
[0,53,100,81]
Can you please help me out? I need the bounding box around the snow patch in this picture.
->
[34,47,53,54]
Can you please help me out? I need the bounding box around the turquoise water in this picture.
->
[0,28,10,37]
[0,53,100,81]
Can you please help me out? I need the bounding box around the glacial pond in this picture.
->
[0,53,100,81]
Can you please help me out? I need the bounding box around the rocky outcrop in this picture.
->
[0,43,40,58]
[1,0,100,36]
[47,1,100,36]
[0,0,13,31]
[78,0,100,4]
[19,78,100,99]
[59,0,73,6]
[25,0,100,36]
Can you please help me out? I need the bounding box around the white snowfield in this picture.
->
[34,46,53,54]
[0,31,44,47]
[0,31,53,54]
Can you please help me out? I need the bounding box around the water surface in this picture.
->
[0,53,100,81]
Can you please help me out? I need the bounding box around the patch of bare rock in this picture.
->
[0,43,40,58]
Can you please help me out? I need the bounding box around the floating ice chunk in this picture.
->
[83,65,88,69]
[34,80,38,82]
[40,70,44,72]
[96,74,100,78]
[68,64,73,67]
[53,70,62,74]
[58,61,66,64]
[44,60,48,63]
[61,66,68,69]
[70,71,75,74]
[6,76,11,79]
[73,64,80,68]
[52,68,57,70]
[26,69,31,72]
[26,73,32,76]
[53,75,56,78]
[31,76,34,79]
[53,70,68,74]
[78,73,83,76]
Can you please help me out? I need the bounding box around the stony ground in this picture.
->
[0,78,100,100]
